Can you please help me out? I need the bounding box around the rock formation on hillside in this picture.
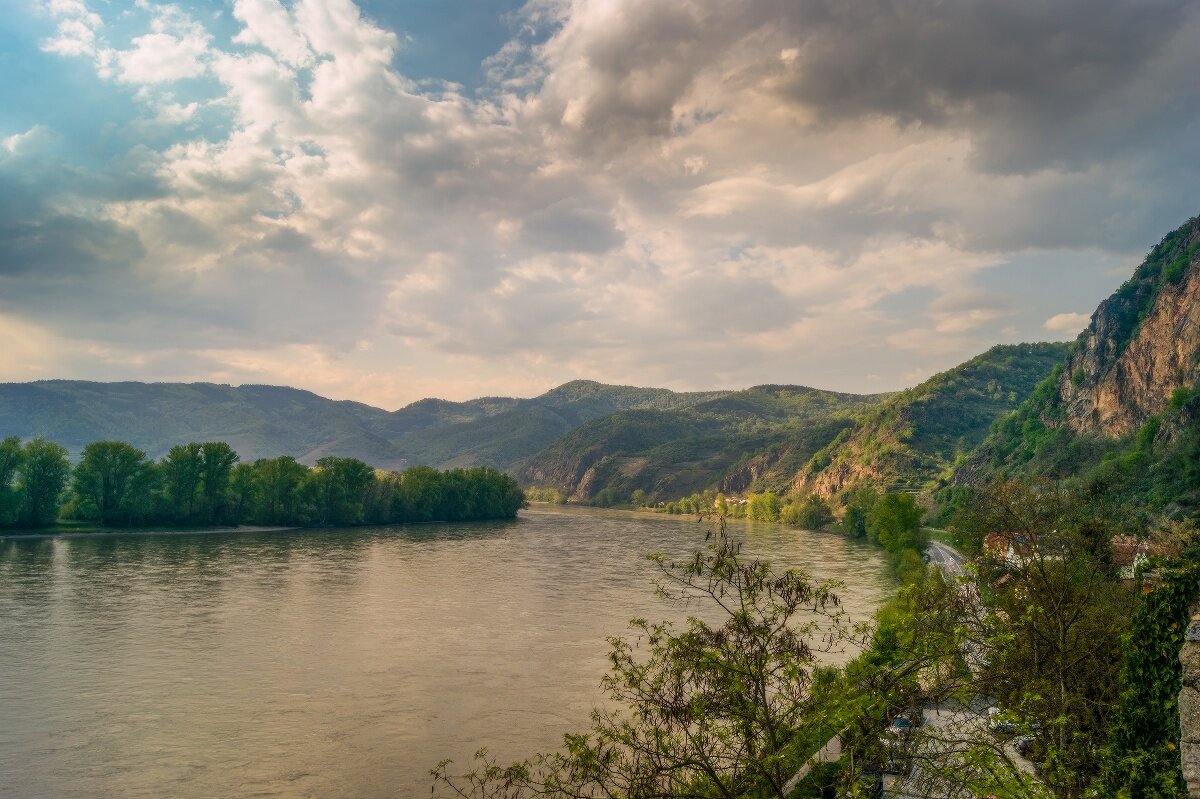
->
[1058,216,1200,438]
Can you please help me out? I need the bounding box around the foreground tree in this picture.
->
[951,479,1138,798]
[435,515,854,799]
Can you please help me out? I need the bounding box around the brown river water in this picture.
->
[0,505,893,799]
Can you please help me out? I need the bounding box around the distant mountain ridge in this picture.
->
[0,378,730,471]
[520,385,882,500]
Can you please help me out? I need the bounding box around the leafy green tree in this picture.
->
[306,456,374,525]
[228,462,256,523]
[398,465,442,522]
[955,479,1137,798]
[630,489,648,507]
[785,494,834,529]
[0,436,23,527]
[17,438,70,527]
[1100,559,1195,798]
[747,490,782,521]
[72,441,155,525]
[199,442,239,524]
[251,456,308,525]
[868,493,926,555]
[162,442,204,523]
[840,486,878,538]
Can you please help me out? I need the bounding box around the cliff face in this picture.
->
[1057,216,1200,438]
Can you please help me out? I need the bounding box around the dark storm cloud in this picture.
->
[772,0,1199,173]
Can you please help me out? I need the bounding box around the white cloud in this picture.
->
[1043,312,1091,334]
[18,0,1200,404]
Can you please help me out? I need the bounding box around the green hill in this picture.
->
[390,380,732,470]
[519,385,882,501]
[0,381,410,467]
[794,343,1070,497]
[0,379,729,472]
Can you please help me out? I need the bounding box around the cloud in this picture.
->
[13,0,1200,404]
[1043,312,1091,334]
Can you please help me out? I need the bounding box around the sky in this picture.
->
[1,0,1198,409]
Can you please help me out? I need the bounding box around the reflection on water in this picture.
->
[0,507,894,799]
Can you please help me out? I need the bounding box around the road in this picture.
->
[925,539,966,577]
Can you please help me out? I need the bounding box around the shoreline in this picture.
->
[0,524,301,541]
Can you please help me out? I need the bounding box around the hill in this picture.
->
[964,214,1200,511]
[0,379,728,471]
[519,385,883,501]
[0,381,411,467]
[793,342,1071,497]
[388,381,732,470]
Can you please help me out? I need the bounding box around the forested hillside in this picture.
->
[387,380,731,470]
[519,386,882,502]
[0,381,412,468]
[794,342,1070,498]
[0,379,728,471]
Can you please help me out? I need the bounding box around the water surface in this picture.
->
[0,506,893,798]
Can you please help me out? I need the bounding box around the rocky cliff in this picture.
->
[959,213,1200,511]
[1058,216,1200,438]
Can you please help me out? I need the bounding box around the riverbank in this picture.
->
[0,523,300,540]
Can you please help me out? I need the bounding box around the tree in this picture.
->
[0,436,23,527]
[229,462,257,523]
[162,442,204,523]
[199,442,239,524]
[840,486,878,538]
[436,516,852,799]
[785,495,834,529]
[868,493,926,556]
[952,479,1137,798]
[631,489,648,507]
[72,441,155,525]
[251,456,308,525]
[306,456,374,525]
[747,491,782,521]
[17,438,70,527]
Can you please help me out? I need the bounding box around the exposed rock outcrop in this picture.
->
[1057,217,1200,438]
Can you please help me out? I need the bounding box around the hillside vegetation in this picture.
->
[519,385,883,501]
[795,343,1070,497]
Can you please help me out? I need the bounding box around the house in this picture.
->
[983,532,1041,566]
[1111,535,1150,580]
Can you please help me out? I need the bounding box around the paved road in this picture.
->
[925,540,966,577]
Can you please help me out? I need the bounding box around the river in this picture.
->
[0,506,894,799]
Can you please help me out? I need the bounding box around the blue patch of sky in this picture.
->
[357,0,536,90]
[979,250,1128,339]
